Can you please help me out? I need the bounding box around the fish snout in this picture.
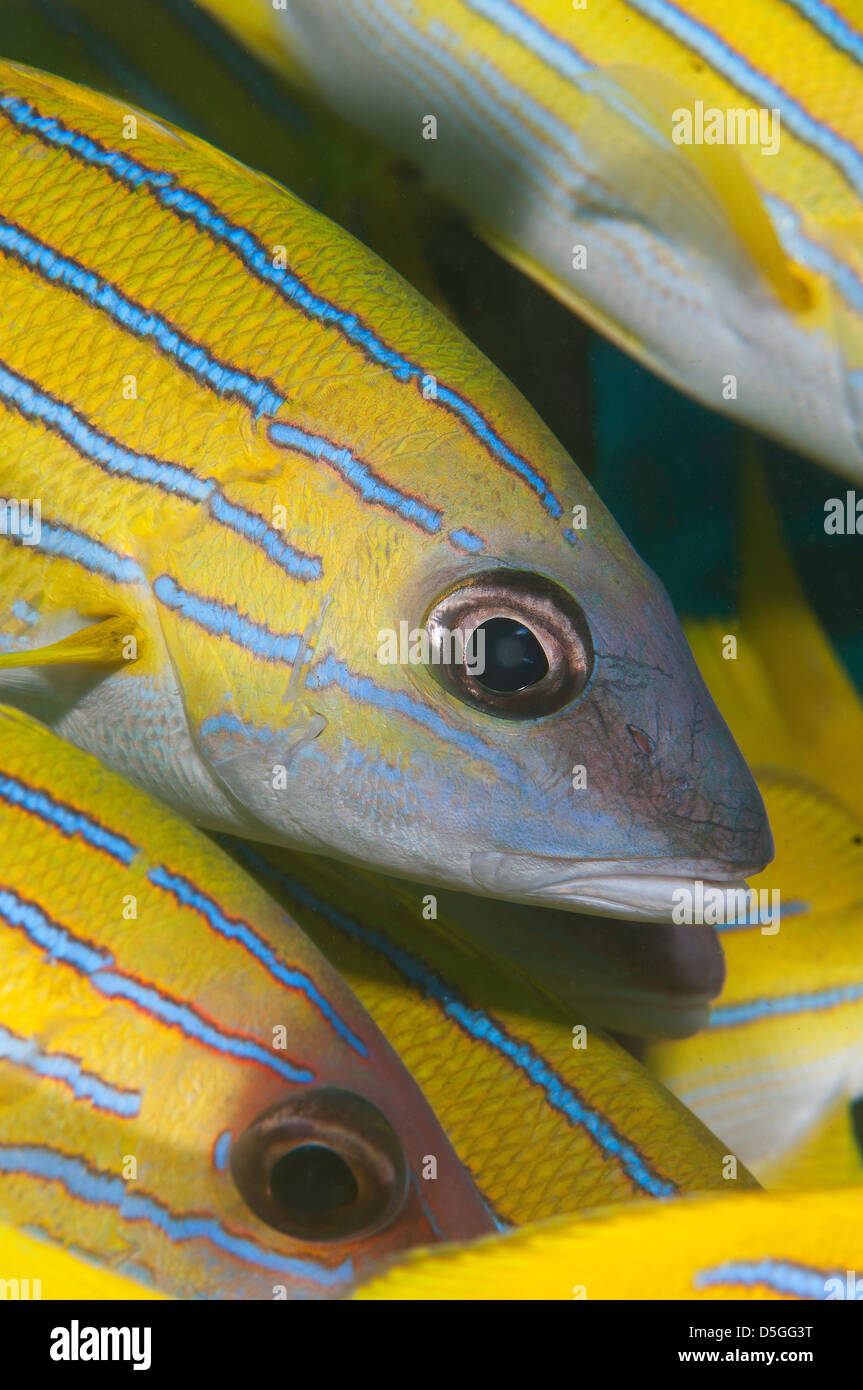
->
[620,710,774,876]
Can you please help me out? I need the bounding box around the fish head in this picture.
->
[193,363,773,924]
[0,709,494,1300]
[0,60,770,923]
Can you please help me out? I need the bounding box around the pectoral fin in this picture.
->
[0,616,142,669]
[575,63,812,314]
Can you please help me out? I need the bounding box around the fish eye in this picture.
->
[424,570,593,718]
[230,1088,408,1242]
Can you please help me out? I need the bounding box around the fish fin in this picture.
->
[739,442,863,811]
[683,440,863,817]
[758,1091,863,1190]
[0,616,142,669]
[0,703,50,734]
[575,64,813,314]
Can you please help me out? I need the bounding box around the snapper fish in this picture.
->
[0,704,494,1299]
[207,0,863,480]
[0,60,771,923]
[219,838,758,1227]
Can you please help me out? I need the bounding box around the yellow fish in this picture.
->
[355,1187,863,1300]
[208,0,863,479]
[0,58,772,925]
[221,839,758,1228]
[648,461,863,1180]
[0,704,495,1299]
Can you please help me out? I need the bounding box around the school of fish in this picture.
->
[0,0,859,1301]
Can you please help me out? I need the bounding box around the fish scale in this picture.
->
[0,56,771,919]
[222,840,758,1225]
[0,704,497,1298]
[221,0,863,476]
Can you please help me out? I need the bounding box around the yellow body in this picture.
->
[0,705,495,1299]
[224,841,757,1228]
[0,1222,162,1300]
[205,0,863,477]
[0,56,771,923]
[356,1187,863,1300]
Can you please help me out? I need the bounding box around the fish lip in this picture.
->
[469,851,766,923]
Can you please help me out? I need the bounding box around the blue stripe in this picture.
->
[0,771,137,864]
[11,600,39,625]
[232,849,675,1200]
[367,0,583,215]
[711,980,863,1027]
[147,865,368,1056]
[268,423,443,533]
[0,886,115,974]
[0,215,284,417]
[206,493,322,581]
[781,0,863,65]
[463,0,590,80]
[307,653,521,778]
[715,897,810,933]
[0,1145,352,1286]
[0,885,313,1084]
[766,193,863,315]
[0,94,563,518]
[199,712,278,744]
[0,1023,140,1117]
[0,359,318,581]
[627,0,863,199]
[695,1257,840,1299]
[155,590,516,782]
[0,358,211,499]
[11,519,143,584]
[448,528,487,552]
[153,575,303,662]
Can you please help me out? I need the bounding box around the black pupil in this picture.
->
[269,1144,359,1219]
[469,618,549,694]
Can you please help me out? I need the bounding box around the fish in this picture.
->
[0,0,453,315]
[219,837,759,1228]
[0,4,737,1016]
[0,58,772,925]
[209,0,863,480]
[0,703,495,1299]
[353,1186,863,1300]
[647,460,863,1177]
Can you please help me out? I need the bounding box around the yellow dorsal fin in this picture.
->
[0,617,141,669]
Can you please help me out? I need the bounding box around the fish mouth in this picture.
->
[470,851,765,923]
[543,916,727,1039]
